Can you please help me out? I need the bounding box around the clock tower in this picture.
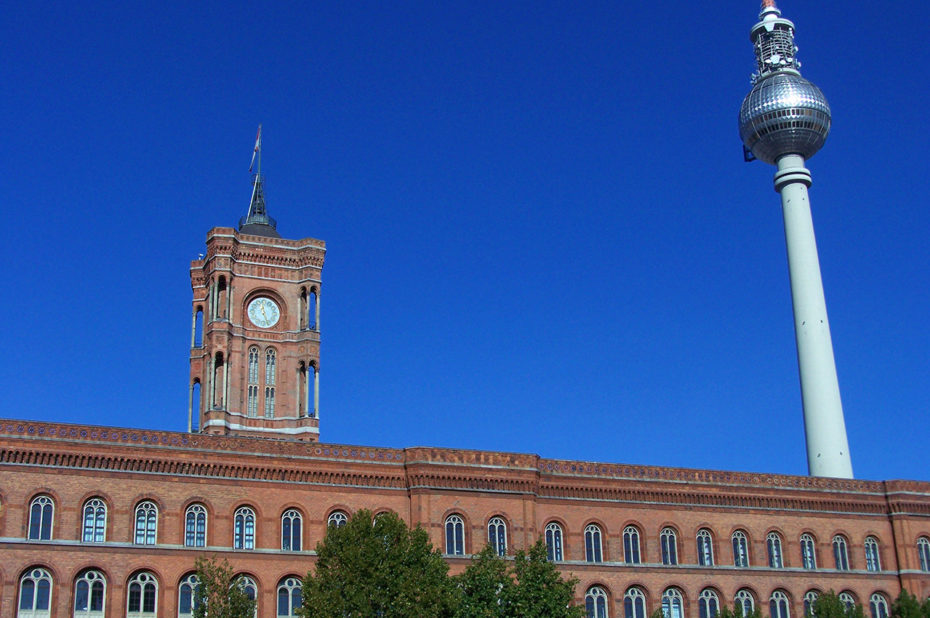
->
[188,150,324,441]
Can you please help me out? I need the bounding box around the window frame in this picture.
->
[276,576,302,617]
[586,586,609,618]
[864,536,881,572]
[770,590,791,618]
[732,530,749,567]
[767,531,784,568]
[282,509,302,552]
[623,525,641,564]
[697,529,714,566]
[18,567,53,617]
[660,527,678,565]
[27,495,54,541]
[134,501,158,545]
[81,498,107,544]
[832,535,850,570]
[800,533,817,569]
[585,523,603,563]
[73,569,106,616]
[184,504,207,548]
[919,536,930,572]
[699,589,719,618]
[625,587,646,618]
[662,588,684,618]
[234,506,256,550]
[445,514,465,556]
[487,516,508,557]
[126,571,158,617]
[545,522,563,562]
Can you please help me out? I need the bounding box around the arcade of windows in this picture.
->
[581,586,891,618]
[16,567,298,618]
[20,494,920,575]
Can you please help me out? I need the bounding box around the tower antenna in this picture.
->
[239,124,280,238]
[739,1,853,478]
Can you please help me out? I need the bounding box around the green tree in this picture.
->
[452,544,513,617]
[890,590,930,618]
[192,556,255,618]
[453,539,583,618]
[717,603,762,618]
[811,591,865,618]
[504,539,584,618]
[298,509,458,618]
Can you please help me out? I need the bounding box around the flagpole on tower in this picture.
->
[239,124,279,238]
[247,124,262,219]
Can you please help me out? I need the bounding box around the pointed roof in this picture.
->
[238,125,280,238]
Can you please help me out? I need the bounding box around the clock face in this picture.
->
[247,297,280,328]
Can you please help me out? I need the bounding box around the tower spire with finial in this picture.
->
[239,124,281,238]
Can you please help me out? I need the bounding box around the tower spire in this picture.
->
[239,124,280,238]
[739,3,853,478]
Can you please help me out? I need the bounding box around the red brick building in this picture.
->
[1,199,929,617]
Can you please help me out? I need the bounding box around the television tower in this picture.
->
[739,1,853,478]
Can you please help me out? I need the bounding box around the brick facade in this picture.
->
[1,420,928,616]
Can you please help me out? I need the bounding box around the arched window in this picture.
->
[193,307,203,348]
[488,517,507,557]
[18,568,52,618]
[134,501,158,545]
[282,509,302,551]
[586,586,609,618]
[732,530,749,567]
[185,504,207,547]
[623,526,641,564]
[74,569,106,617]
[127,571,158,617]
[839,593,856,611]
[661,527,678,565]
[277,577,302,617]
[770,591,791,618]
[328,511,348,528]
[625,587,646,618]
[919,537,930,572]
[699,589,719,618]
[309,289,318,330]
[234,506,256,550]
[82,498,107,543]
[585,524,603,562]
[803,591,820,617]
[264,349,277,418]
[178,573,201,617]
[697,529,714,566]
[28,495,54,540]
[445,514,464,555]
[236,575,258,617]
[767,532,784,568]
[870,594,889,618]
[662,588,684,618]
[833,535,850,570]
[865,536,881,572]
[800,533,817,569]
[545,522,563,561]
[247,347,259,417]
[736,590,755,617]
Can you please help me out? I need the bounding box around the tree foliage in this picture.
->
[891,590,930,618]
[298,509,458,617]
[452,539,583,618]
[192,556,255,618]
[811,592,865,618]
[717,603,762,618]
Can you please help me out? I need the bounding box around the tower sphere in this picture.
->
[739,71,831,165]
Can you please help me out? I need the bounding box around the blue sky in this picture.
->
[2,1,927,482]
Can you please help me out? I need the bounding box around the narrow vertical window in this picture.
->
[803,591,820,617]
[264,348,276,418]
[178,573,201,617]
[545,522,563,561]
[127,571,158,617]
[585,524,603,562]
[247,347,259,417]
[193,307,203,348]
[662,588,683,618]
[869,594,889,618]
[282,509,302,551]
[732,530,749,567]
[299,288,308,330]
[770,591,791,618]
[697,529,714,566]
[488,517,507,557]
[623,526,641,564]
[134,501,158,545]
[918,537,930,572]
[586,586,609,618]
[699,589,719,618]
[661,527,678,565]
[309,289,318,330]
[767,532,784,568]
[800,533,817,569]
[234,507,256,550]
[28,495,54,540]
[277,577,302,617]
[18,568,52,618]
[73,569,106,617]
[625,587,646,618]
[833,535,850,570]
[864,536,881,572]
[82,498,107,543]
[736,590,755,617]
[445,514,464,555]
[185,504,207,547]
